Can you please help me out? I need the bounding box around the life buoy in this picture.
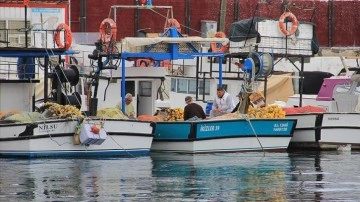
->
[210,31,228,53]
[165,18,181,33]
[278,12,298,36]
[99,18,117,43]
[54,23,72,50]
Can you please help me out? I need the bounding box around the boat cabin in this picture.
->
[287,72,360,112]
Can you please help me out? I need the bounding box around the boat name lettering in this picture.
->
[327,117,339,120]
[38,124,58,133]
[200,125,220,132]
[273,122,288,132]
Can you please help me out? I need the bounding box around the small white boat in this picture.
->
[0,21,155,158]
[286,70,360,150]
[0,118,154,158]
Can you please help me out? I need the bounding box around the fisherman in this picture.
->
[210,86,235,117]
[116,93,136,118]
[183,96,206,120]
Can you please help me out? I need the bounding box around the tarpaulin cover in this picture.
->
[228,17,265,43]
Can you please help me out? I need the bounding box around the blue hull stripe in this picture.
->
[154,119,297,141]
[0,149,150,158]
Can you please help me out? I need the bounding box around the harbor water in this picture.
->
[1,151,360,201]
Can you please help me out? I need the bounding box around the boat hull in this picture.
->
[151,118,297,153]
[287,113,360,150]
[0,119,155,158]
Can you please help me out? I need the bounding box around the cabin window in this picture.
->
[177,79,187,93]
[0,20,31,46]
[170,78,210,95]
[356,82,360,95]
[198,80,210,95]
[170,78,176,92]
[188,80,197,94]
[139,81,151,97]
[0,20,5,42]
[335,83,351,93]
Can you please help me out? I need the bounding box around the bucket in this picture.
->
[205,100,213,116]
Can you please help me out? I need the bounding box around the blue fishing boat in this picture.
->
[113,13,298,153]
[151,118,296,153]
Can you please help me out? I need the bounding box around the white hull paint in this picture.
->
[288,113,360,150]
[151,136,291,154]
[0,119,154,157]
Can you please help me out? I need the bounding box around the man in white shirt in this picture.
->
[210,87,235,117]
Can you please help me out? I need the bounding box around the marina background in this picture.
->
[69,0,360,47]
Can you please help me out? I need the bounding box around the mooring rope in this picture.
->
[243,114,265,155]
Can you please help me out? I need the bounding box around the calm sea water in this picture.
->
[1,151,360,201]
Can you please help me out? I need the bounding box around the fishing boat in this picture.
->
[285,68,360,151]
[148,47,298,153]
[0,5,154,158]
[151,118,296,153]
[100,12,295,153]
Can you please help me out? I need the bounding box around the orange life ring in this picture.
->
[165,18,181,33]
[278,12,298,36]
[54,23,72,50]
[99,18,117,43]
[210,31,228,53]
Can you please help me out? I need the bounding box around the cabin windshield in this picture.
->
[170,78,210,95]
[356,82,360,95]
[335,83,352,93]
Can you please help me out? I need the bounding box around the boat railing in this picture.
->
[229,35,314,56]
[0,60,41,80]
[0,27,69,49]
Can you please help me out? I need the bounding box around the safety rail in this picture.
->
[0,61,41,80]
[0,27,70,50]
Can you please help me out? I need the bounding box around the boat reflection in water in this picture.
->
[1,152,360,201]
[150,152,290,201]
[286,151,360,201]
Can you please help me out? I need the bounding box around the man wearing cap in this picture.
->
[183,96,206,120]
[210,87,235,117]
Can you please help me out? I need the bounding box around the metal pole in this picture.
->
[44,56,49,103]
[299,57,304,107]
[185,0,191,35]
[25,5,28,48]
[121,57,126,113]
[218,56,223,87]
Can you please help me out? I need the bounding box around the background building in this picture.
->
[68,0,360,47]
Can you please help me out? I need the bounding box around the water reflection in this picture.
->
[287,151,360,201]
[150,153,291,201]
[1,152,360,201]
[0,157,154,201]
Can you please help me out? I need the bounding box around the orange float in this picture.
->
[278,12,299,36]
[165,18,181,33]
[99,18,117,43]
[91,125,100,134]
[210,31,228,53]
[54,23,72,50]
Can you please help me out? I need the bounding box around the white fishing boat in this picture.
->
[285,69,360,150]
[0,7,155,158]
